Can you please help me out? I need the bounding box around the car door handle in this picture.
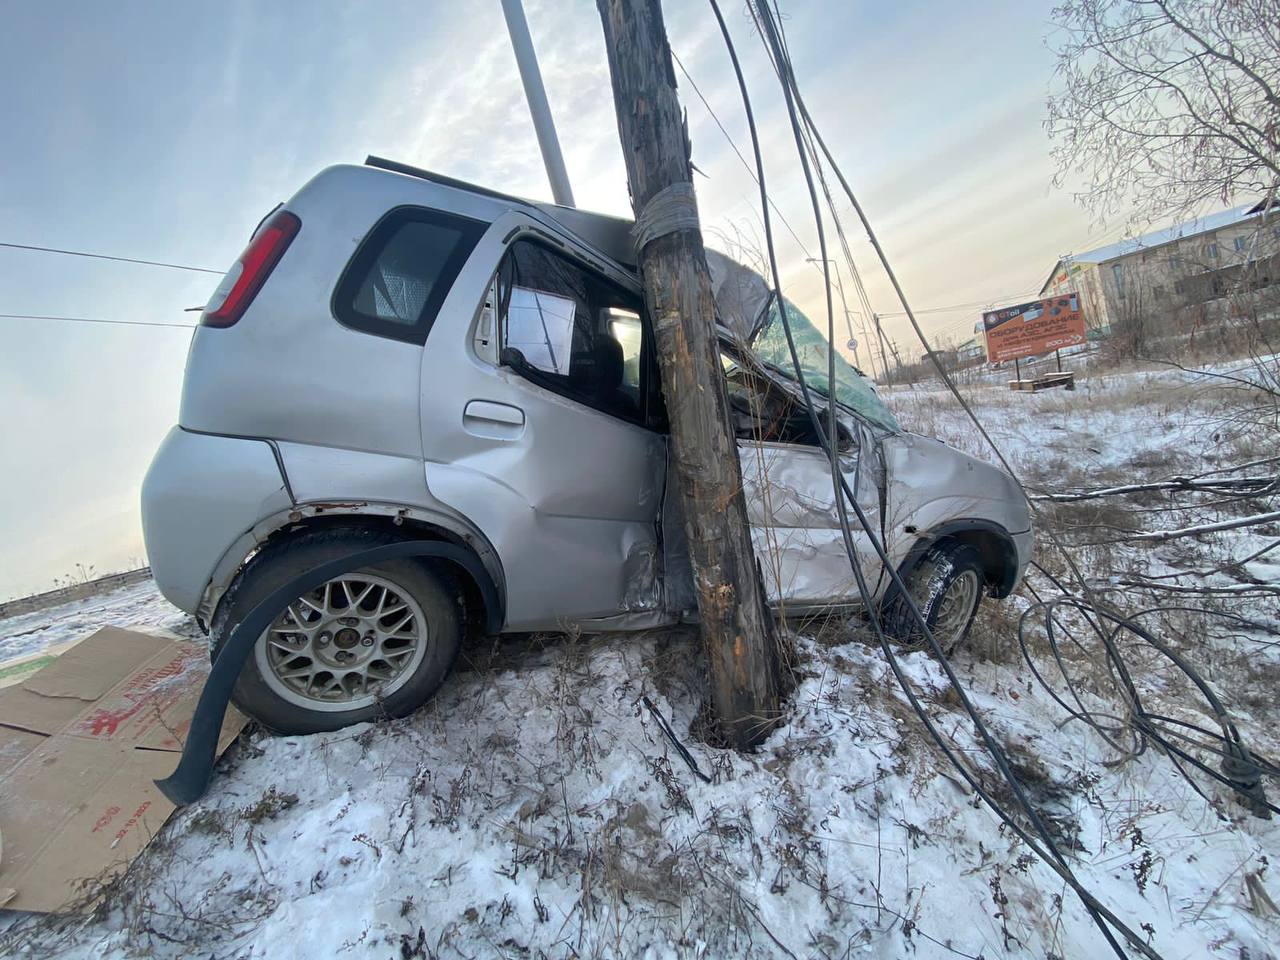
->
[463,400,526,439]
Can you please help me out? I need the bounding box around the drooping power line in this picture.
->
[878,289,1043,317]
[668,51,1040,357]
[670,49,818,262]
[724,4,1182,956]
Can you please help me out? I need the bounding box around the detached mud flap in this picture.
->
[156,541,501,805]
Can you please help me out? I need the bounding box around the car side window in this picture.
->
[497,240,649,425]
[721,346,854,449]
[606,308,643,411]
[333,207,487,345]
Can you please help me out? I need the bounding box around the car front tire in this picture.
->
[881,540,986,654]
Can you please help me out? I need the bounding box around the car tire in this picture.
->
[880,540,986,654]
[210,526,462,735]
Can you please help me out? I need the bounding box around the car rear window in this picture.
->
[333,206,488,344]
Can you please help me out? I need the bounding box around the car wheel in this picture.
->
[881,541,985,654]
[211,527,462,735]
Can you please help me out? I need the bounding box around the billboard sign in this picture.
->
[982,294,1085,363]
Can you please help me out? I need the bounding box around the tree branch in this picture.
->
[1031,475,1279,502]
[1149,0,1280,108]
[1100,510,1280,544]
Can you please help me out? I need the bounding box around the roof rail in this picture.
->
[364,155,637,268]
[365,156,535,208]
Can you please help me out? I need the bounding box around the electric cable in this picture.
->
[733,6,1145,953]
[756,0,1276,943]
[755,2,1275,822]
[670,40,1045,370]
[878,292,1044,317]
[0,241,222,274]
[716,7,1136,957]
[670,49,816,264]
[0,313,197,330]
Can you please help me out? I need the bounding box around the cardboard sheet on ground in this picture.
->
[0,627,245,912]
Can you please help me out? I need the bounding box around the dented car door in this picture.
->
[739,432,884,609]
[423,224,667,631]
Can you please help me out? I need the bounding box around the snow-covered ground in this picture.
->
[2,359,1278,959]
[0,578,198,664]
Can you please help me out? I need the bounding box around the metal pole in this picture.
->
[1056,348,1063,373]
[500,0,576,207]
[806,257,867,374]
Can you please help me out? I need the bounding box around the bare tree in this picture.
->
[1047,0,1280,227]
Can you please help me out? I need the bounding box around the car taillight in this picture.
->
[201,210,301,328]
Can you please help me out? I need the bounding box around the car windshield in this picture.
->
[749,297,900,433]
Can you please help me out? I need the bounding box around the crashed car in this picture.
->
[141,157,1032,734]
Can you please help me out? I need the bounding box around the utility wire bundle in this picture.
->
[710,2,1275,957]
[1021,566,1278,819]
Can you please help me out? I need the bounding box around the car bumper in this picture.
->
[141,427,292,615]
[1010,527,1034,592]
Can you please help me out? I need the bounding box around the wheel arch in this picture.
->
[200,502,506,637]
[897,519,1020,598]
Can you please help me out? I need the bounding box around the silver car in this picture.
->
[142,158,1032,734]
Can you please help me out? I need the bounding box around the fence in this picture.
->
[0,568,152,620]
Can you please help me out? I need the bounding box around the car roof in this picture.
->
[365,156,639,269]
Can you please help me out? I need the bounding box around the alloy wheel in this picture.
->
[930,569,981,648]
[255,574,429,712]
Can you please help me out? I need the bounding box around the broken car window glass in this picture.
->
[750,298,900,433]
[722,348,854,448]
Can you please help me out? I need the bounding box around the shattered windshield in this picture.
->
[750,298,900,433]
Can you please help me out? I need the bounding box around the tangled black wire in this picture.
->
[1020,563,1279,819]
[706,2,1276,957]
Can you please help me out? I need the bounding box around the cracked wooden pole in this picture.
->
[597,0,781,747]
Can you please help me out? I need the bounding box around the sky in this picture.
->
[0,0,1125,600]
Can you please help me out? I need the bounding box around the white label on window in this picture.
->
[506,286,576,375]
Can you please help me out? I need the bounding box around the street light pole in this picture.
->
[500,0,576,207]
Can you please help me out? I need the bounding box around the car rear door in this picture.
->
[421,230,667,631]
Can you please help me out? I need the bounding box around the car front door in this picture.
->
[714,343,885,609]
[738,432,884,611]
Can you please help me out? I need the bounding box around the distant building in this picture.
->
[1039,200,1280,334]
[955,337,985,364]
[919,347,958,368]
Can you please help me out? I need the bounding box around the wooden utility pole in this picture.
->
[597,0,780,747]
